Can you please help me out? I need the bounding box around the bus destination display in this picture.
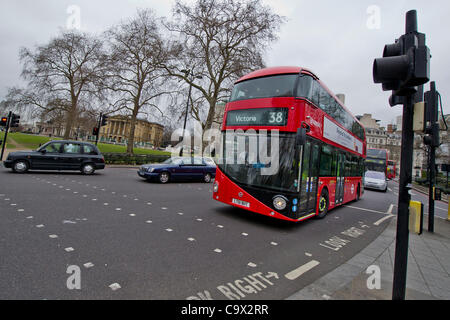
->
[226,108,288,126]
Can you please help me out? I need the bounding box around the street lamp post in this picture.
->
[180,69,202,157]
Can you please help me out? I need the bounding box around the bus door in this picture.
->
[335,152,345,205]
[299,140,319,215]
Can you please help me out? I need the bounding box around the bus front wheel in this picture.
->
[316,189,329,219]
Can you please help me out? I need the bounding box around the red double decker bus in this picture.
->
[366,148,388,176]
[213,67,366,222]
[387,160,396,179]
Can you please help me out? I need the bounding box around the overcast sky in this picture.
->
[1,0,449,127]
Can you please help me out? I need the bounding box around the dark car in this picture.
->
[138,156,216,183]
[4,140,105,175]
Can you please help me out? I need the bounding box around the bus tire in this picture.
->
[316,189,329,219]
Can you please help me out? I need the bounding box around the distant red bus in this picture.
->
[213,66,366,222]
[387,160,396,179]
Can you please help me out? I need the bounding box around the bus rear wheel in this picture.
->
[316,189,329,219]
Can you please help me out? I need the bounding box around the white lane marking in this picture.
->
[10,203,17,206]
[305,252,312,257]
[129,214,136,217]
[26,216,33,219]
[17,209,24,212]
[36,224,44,228]
[388,188,393,192]
[92,199,97,201]
[177,212,184,216]
[65,247,74,252]
[115,208,122,211]
[214,248,222,253]
[387,204,394,215]
[146,220,152,224]
[188,237,196,241]
[345,205,387,215]
[134,198,139,201]
[285,260,320,280]
[241,233,249,236]
[49,234,58,239]
[161,207,168,210]
[104,203,109,206]
[165,228,173,232]
[374,215,395,226]
[217,225,224,228]
[147,202,152,205]
[73,191,78,194]
[109,283,121,291]
[196,218,203,222]
[83,262,94,268]
[248,262,257,268]
[270,242,278,246]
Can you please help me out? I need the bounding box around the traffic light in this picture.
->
[101,115,108,127]
[0,117,7,127]
[423,82,439,147]
[92,127,99,136]
[373,10,430,101]
[10,113,20,127]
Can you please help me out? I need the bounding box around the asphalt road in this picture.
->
[0,167,407,300]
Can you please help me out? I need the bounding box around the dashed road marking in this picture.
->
[285,260,320,280]
[188,237,195,241]
[214,248,222,253]
[248,262,257,268]
[65,247,74,252]
[270,242,278,246]
[109,283,121,291]
[242,233,248,236]
[83,262,94,268]
[49,234,58,239]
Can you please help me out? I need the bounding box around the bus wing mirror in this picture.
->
[295,127,306,146]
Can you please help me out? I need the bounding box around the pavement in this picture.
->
[288,206,450,300]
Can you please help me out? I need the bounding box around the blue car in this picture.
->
[138,157,216,184]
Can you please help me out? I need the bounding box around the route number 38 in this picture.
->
[268,112,284,124]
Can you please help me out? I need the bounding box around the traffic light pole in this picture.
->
[0,111,12,162]
[95,113,102,146]
[392,95,414,300]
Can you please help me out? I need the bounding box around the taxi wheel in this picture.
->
[81,163,96,175]
[13,160,29,173]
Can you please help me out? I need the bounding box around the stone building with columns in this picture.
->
[99,115,164,147]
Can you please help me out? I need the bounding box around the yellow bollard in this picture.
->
[448,200,450,221]
[409,201,424,235]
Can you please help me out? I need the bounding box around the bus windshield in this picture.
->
[219,132,298,192]
[230,74,297,102]
[367,149,387,159]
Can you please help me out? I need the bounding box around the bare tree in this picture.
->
[163,0,285,133]
[104,9,175,154]
[6,31,106,139]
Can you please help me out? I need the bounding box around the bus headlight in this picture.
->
[213,182,219,193]
[273,196,287,211]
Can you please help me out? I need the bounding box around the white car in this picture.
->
[364,170,388,192]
